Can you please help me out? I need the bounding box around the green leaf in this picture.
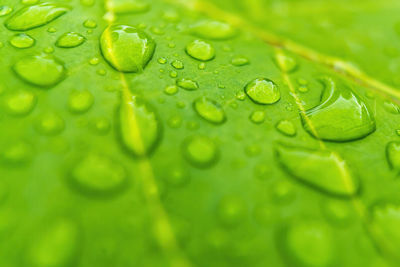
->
[1,0,400,266]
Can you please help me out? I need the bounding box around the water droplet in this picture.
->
[272,180,295,204]
[68,90,94,114]
[298,86,308,93]
[96,69,106,76]
[44,46,54,53]
[302,77,375,142]
[235,90,246,101]
[217,196,246,226]
[386,141,400,173]
[47,27,57,33]
[118,90,161,157]
[56,32,85,48]
[383,101,400,114]
[164,85,178,95]
[276,120,296,137]
[34,112,65,136]
[169,71,178,78]
[5,3,70,31]
[182,135,218,168]
[190,20,237,40]
[83,19,97,28]
[150,26,164,35]
[69,153,127,195]
[0,6,13,17]
[274,53,298,73]
[249,111,265,124]
[244,78,280,105]
[167,114,182,129]
[198,62,206,70]
[171,60,184,69]
[193,97,226,124]
[90,117,111,135]
[106,0,150,14]
[280,221,333,267]
[322,200,352,227]
[186,40,215,61]
[100,25,156,73]
[1,141,33,165]
[27,220,78,267]
[10,33,35,49]
[176,78,198,90]
[3,90,36,116]
[275,143,359,197]
[231,56,249,66]
[13,54,66,88]
[89,57,100,65]
[158,57,167,64]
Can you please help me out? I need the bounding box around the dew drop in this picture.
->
[276,120,296,137]
[47,27,57,33]
[193,97,226,124]
[83,19,97,28]
[244,78,280,105]
[186,40,215,61]
[0,6,13,17]
[1,141,33,165]
[10,33,35,49]
[198,62,206,70]
[3,90,36,116]
[56,32,85,48]
[275,143,359,197]
[386,141,400,173]
[302,77,375,142]
[231,56,249,66]
[274,53,298,73]
[182,135,218,168]
[118,90,161,157]
[157,57,167,64]
[176,78,198,91]
[171,60,184,69]
[90,117,111,135]
[100,25,156,73]
[217,196,246,226]
[105,0,150,14]
[169,71,178,78]
[68,90,94,114]
[164,85,178,95]
[322,200,352,227]
[34,112,65,136]
[5,3,70,31]
[13,54,66,88]
[89,57,100,65]
[249,111,265,124]
[190,20,237,40]
[167,114,182,129]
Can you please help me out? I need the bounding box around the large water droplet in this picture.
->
[5,3,70,31]
[275,143,359,197]
[182,135,218,168]
[100,25,155,73]
[190,20,237,40]
[69,153,127,196]
[193,97,226,124]
[10,33,35,48]
[386,141,400,173]
[13,54,66,88]
[105,0,150,14]
[244,78,280,105]
[176,78,198,90]
[302,77,375,142]
[186,40,215,61]
[3,90,36,116]
[118,90,161,157]
[56,32,85,48]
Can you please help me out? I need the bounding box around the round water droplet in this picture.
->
[0,6,13,17]
[386,141,400,173]
[68,90,94,114]
[1,140,33,165]
[169,71,178,78]
[231,56,249,66]
[106,0,150,14]
[249,111,265,124]
[275,143,359,197]
[164,85,178,95]
[190,20,237,40]
[89,57,100,65]
[182,135,218,168]
[274,53,298,73]
[10,33,35,49]
[198,62,206,70]
[193,97,226,124]
[83,19,97,28]
[244,78,280,105]
[3,90,36,116]
[276,120,296,137]
[176,78,198,90]
[235,90,246,101]
[186,40,215,61]
[13,54,66,88]
[171,60,184,69]
[5,3,70,31]
[56,32,86,48]
[35,113,65,136]
[217,195,246,226]
[100,25,156,73]
[69,153,127,195]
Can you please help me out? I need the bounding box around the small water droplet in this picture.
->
[0,6,13,17]
[171,60,184,69]
[34,112,65,136]
[1,140,33,165]
[10,33,35,49]
[249,111,265,124]
[100,25,155,73]
[106,0,150,14]
[68,90,94,114]
[83,19,97,28]
[167,114,182,128]
[198,62,206,70]
[276,120,296,137]
[47,27,57,33]
[158,57,167,64]
[245,78,280,105]
[176,78,198,90]
[162,9,180,23]
[217,195,246,226]
[193,97,226,124]
[186,40,215,61]
[89,57,100,65]
[235,90,246,101]
[13,54,66,87]
[56,32,86,48]
[164,85,178,95]
[231,56,249,66]
[383,101,400,114]
[3,90,36,116]
[90,117,111,135]
[150,26,165,35]
[274,53,298,73]
[298,86,308,93]
[322,200,352,227]
[190,20,237,40]
[272,180,295,204]
[275,143,359,197]
[44,46,54,53]
[169,71,178,78]
[96,69,106,76]
[5,3,70,31]
[182,135,218,168]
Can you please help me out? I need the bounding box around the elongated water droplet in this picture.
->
[193,97,226,124]
[100,25,155,73]
[276,120,296,137]
[119,90,161,157]
[34,112,65,136]
[386,141,400,173]
[0,6,13,17]
[275,53,298,73]
[245,78,280,105]
[186,40,215,61]
[231,56,249,66]
[106,0,150,14]
[56,32,85,48]
[190,20,237,40]
[10,33,35,48]
[302,77,375,142]
[176,78,198,90]
[3,90,36,116]
[275,143,359,197]
[183,135,218,168]
[13,54,66,88]
[5,3,70,31]
[69,153,127,195]
[68,90,94,114]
